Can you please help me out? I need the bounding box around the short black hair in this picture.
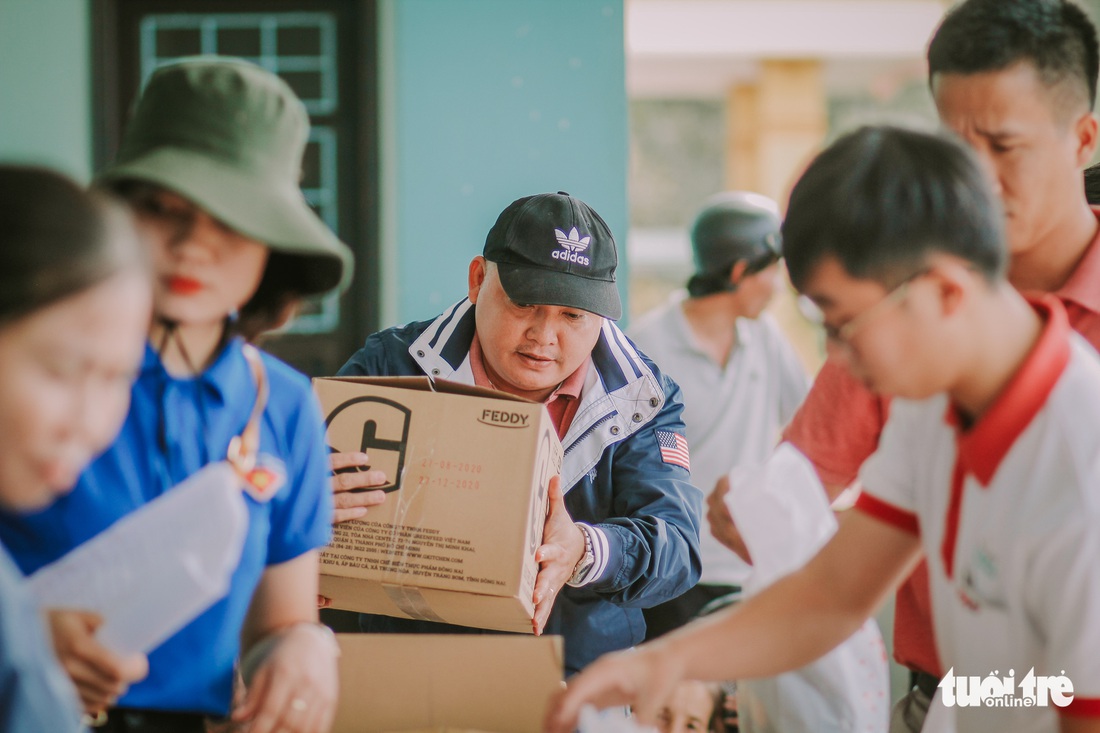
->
[927,0,1099,111]
[685,249,779,299]
[782,126,1006,292]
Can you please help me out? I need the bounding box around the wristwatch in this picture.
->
[567,524,595,587]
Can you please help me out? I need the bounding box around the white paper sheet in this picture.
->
[27,461,248,656]
[725,442,889,733]
[731,442,837,592]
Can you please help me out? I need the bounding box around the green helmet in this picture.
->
[688,191,781,297]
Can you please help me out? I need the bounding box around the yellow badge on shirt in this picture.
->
[241,454,287,503]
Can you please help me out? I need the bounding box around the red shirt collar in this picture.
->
[944,295,1071,486]
[1055,206,1100,316]
[468,334,588,402]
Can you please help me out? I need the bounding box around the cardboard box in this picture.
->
[314,377,563,634]
[332,634,564,733]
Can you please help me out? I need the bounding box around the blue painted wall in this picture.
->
[380,0,629,325]
[0,0,92,180]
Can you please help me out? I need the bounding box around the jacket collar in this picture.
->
[406,299,478,381]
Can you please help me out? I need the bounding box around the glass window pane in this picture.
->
[155,28,201,57]
[277,26,322,56]
[217,27,261,57]
[279,71,322,102]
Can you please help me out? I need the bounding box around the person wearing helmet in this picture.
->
[0,58,352,733]
[630,192,808,639]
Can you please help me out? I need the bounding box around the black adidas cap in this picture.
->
[483,191,622,320]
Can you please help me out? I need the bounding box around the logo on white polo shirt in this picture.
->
[939,668,1075,709]
[553,227,591,266]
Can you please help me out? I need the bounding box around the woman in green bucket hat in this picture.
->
[0,58,352,733]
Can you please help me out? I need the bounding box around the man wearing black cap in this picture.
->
[335,191,702,674]
[629,192,808,640]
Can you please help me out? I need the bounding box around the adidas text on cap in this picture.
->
[483,191,622,320]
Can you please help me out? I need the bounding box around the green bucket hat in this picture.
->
[98,56,352,296]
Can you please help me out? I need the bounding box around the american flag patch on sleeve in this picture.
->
[656,430,690,471]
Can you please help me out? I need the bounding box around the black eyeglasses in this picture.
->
[798,269,931,347]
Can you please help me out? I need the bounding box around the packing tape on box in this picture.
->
[382,584,448,623]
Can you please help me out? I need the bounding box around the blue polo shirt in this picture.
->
[0,338,333,716]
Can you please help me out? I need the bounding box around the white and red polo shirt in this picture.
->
[857,296,1100,732]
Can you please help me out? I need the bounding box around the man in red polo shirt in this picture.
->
[709,1,1100,730]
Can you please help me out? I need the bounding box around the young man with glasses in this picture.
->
[545,124,1100,733]
[798,268,930,346]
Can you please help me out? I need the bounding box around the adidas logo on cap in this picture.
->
[553,226,591,266]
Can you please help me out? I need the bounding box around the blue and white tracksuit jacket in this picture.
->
[337,298,703,674]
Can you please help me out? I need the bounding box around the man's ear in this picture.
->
[468,256,487,304]
[728,261,749,289]
[1073,111,1099,168]
[928,259,973,318]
